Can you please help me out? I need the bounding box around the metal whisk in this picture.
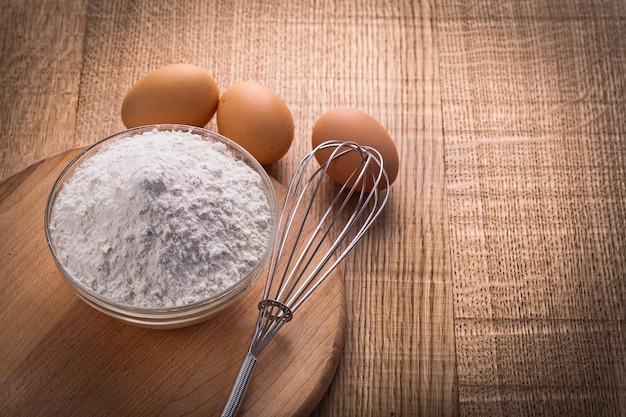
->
[220,140,390,417]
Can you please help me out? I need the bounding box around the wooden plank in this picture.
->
[302,1,459,414]
[438,0,626,415]
[0,0,88,182]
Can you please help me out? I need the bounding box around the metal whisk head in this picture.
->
[221,140,390,417]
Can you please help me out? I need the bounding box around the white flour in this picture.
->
[49,129,273,308]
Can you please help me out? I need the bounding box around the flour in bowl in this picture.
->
[49,128,273,308]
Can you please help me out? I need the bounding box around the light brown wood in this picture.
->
[438,1,626,415]
[4,0,624,415]
[0,0,87,182]
[0,1,459,416]
[0,149,345,416]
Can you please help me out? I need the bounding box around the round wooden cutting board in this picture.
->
[0,149,346,417]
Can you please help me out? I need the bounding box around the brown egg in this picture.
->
[217,82,294,166]
[121,63,219,128]
[311,107,399,191]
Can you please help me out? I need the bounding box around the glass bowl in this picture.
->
[45,124,278,329]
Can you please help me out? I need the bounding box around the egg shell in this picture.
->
[311,107,399,190]
[121,63,219,128]
[217,81,294,166]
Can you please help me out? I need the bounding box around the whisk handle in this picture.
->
[220,352,258,417]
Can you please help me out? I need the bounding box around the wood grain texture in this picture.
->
[438,0,626,416]
[0,0,458,415]
[0,149,345,417]
[0,0,87,181]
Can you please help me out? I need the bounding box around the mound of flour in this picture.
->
[49,129,273,308]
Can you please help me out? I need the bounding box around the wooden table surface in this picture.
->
[1,1,624,416]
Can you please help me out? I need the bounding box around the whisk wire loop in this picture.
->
[271,162,326,303]
[220,140,390,417]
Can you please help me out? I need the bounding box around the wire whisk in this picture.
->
[220,140,390,417]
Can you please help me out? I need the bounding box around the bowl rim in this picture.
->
[44,124,279,317]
